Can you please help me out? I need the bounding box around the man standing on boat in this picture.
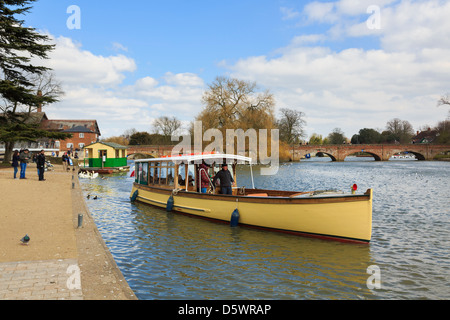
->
[212,163,234,195]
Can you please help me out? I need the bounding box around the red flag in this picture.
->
[130,170,135,177]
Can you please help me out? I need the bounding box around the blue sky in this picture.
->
[23,0,450,138]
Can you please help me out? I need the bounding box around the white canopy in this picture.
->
[134,152,254,165]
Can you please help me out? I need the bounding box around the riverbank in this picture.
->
[0,164,137,300]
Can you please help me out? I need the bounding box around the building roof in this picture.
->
[412,129,438,144]
[62,125,95,133]
[84,141,128,149]
[41,119,101,136]
[0,112,48,124]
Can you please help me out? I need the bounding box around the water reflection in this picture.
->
[80,160,450,300]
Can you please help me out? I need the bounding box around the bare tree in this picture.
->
[437,93,450,107]
[438,93,450,120]
[386,118,414,144]
[122,128,137,140]
[31,72,64,110]
[277,108,306,145]
[153,116,182,139]
[199,76,275,130]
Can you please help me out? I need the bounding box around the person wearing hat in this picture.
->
[212,163,234,195]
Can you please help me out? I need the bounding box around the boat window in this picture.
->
[187,164,196,187]
[178,165,186,186]
[147,160,176,187]
[136,162,148,185]
[168,166,175,186]
[160,164,167,185]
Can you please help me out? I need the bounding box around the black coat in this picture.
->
[37,153,46,168]
[212,169,234,187]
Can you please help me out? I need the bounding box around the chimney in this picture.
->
[37,90,42,112]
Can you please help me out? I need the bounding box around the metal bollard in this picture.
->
[77,214,83,228]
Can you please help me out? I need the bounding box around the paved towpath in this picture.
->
[0,164,137,300]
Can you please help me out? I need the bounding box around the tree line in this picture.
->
[1,1,449,165]
[108,75,449,149]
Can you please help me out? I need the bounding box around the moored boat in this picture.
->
[130,153,373,243]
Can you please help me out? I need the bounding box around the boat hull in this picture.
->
[130,184,373,244]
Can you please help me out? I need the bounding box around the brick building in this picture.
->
[0,111,101,156]
[40,119,101,154]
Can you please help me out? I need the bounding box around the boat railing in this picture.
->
[199,168,216,192]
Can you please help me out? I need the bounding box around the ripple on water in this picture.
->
[80,161,450,300]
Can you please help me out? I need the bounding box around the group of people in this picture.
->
[198,161,234,195]
[11,149,47,181]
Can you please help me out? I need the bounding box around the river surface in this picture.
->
[79,158,450,300]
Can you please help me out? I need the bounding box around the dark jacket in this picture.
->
[37,153,46,168]
[12,154,20,167]
[212,169,234,187]
[19,151,30,163]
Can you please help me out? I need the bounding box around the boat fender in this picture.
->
[166,195,174,212]
[130,190,138,202]
[230,208,240,227]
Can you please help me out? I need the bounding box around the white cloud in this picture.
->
[227,0,450,138]
[35,35,205,137]
[112,42,128,52]
[45,36,137,86]
[280,7,300,20]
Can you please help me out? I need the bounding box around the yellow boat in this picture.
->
[130,153,372,244]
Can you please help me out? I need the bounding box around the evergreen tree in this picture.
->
[0,0,69,163]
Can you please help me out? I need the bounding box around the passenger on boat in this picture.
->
[198,161,210,193]
[212,163,234,195]
[178,174,185,186]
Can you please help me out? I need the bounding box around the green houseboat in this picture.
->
[82,142,129,173]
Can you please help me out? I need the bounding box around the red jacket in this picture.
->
[199,164,210,188]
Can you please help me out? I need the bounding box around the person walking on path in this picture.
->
[37,150,46,181]
[62,152,68,170]
[212,163,234,195]
[19,149,31,179]
[12,150,20,179]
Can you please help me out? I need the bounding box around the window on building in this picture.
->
[78,143,85,148]
[67,143,74,149]
[79,133,84,138]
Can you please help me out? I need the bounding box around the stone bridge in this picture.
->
[126,144,450,162]
[293,144,450,161]
[127,145,175,159]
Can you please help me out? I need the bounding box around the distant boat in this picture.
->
[130,153,373,244]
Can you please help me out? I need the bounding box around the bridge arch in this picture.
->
[316,152,337,161]
[342,151,381,161]
[127,153,155,160]
[401,151,425,161]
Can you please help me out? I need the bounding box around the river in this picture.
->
[79,157,450,300]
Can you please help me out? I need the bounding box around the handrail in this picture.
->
[199,168,215,192]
